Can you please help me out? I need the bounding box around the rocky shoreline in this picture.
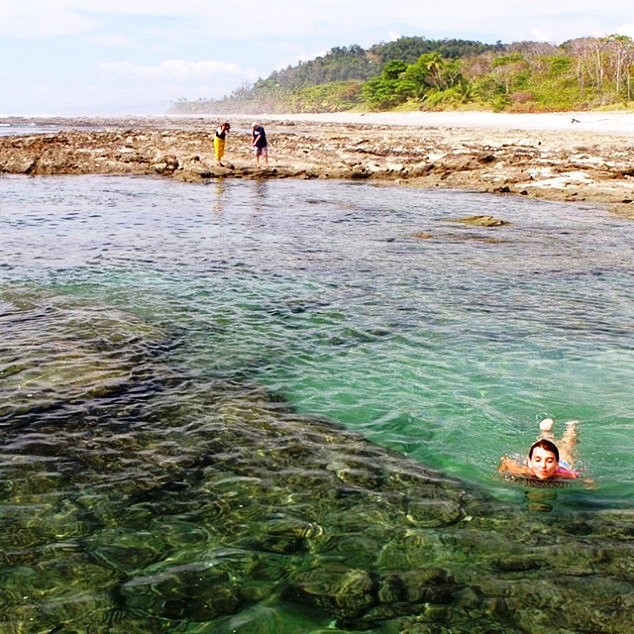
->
[1,114,633,218]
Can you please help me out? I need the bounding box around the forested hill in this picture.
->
[263,38,499,88]
[169,34,633,114]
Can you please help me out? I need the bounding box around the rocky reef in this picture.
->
[1,115,633,219]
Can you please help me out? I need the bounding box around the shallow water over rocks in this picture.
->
[1,175,633,631]
[2,290,632,632]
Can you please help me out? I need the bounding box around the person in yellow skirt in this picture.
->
[213,122,231,166]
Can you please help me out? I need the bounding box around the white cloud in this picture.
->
[530,30,554,43]
[2,1,632,43]
[99,59,258,82]
[0,0,215,38]
[295,49,330,64]
[0,1,100,38]
[89,59,262,111]
[618,24,634,38]
[88,35,144,49]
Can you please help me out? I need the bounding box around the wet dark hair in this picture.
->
[529,438,559,462]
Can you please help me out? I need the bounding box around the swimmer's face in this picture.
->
[528,446,558,480]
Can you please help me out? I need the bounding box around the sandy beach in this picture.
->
[1,111,633,218]
[263,110,634,134]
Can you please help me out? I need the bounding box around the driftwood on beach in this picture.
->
[1,114,633,218]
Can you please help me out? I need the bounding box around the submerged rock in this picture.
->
[0,286,170,418]
[453,214,511,227]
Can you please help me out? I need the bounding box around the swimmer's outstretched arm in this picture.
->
[498,455,531,476]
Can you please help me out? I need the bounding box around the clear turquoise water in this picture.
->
[2,175,633,501]
[1,174,633,631]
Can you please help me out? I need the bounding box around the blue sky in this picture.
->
[1,1,632,116]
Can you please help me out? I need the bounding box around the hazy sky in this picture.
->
[1,0,632,116]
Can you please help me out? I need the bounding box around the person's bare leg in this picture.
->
[559,420,578,466]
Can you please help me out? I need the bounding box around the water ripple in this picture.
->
[1,175,633,631]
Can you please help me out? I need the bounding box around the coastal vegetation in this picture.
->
[169,34,634,114]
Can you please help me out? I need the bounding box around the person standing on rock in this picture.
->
[213,122,230,166]
[251,122,268,168]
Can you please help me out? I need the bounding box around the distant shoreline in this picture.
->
[2,109,634,135]
[251,110,634,135]
[1,111,633,219]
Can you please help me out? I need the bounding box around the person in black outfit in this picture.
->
[251,122,268,168]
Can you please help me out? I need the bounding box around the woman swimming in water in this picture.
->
[499,419,582,483]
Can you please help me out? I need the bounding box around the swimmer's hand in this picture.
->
[498,456,513,472]
[498,455,528,476]
[582,478,597,490]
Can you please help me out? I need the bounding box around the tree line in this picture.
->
[169,35,633,114]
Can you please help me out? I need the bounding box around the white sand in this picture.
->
[262,110,634,136]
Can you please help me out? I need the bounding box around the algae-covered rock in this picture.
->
[0,286,169,417]
[119,563,240,621]
[285,562,375,619]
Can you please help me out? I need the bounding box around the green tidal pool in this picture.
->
[1,175,633,631]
